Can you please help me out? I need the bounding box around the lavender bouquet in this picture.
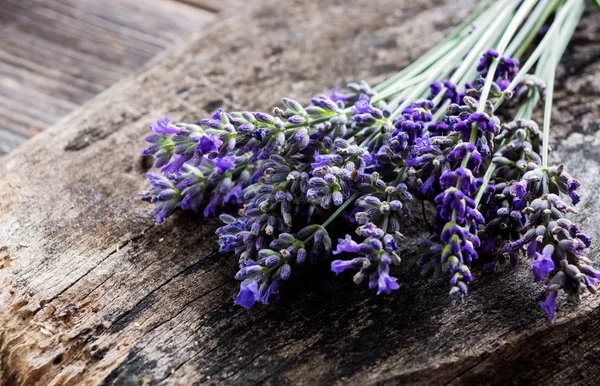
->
[141,0,597,321]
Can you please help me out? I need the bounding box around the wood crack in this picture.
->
[34,224,156,315]
[105,249,221,334]
[143,280,232,336]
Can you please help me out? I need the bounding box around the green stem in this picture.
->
[541,35,558,168]
[430,100,450,124]
[554,0,585,64]
[480,0,537,112]
[473,161,497,206]
[372,73,428,103]
[433,0,511,101]
[388,0,509,119]
[358,129,379,148]
[447,0,495,39]
[448,0,514,89]
[456,0,534,170]
[506,0,560,59]
[454,0,521,167]
[542,172,550,194]
[301,192,360,244]
[453,0,535,209]
[535,0,584,168]
[389,28,486,119]
[493,0,584,110]
[426,0,514,111]
[374,0,494,93]
[374,39,456,93]
[474,90,538,206]
[320,192,360,229]
[381,214,389,235]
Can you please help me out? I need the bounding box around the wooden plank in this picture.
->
[0,27,127,80]
[175,0,244,13]
[0,125,29,155]
[0,0,599,384]
[0,0,217,155]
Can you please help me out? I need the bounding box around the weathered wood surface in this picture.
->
[176,0,247,13]
[0,0,220,155]
[1,0,599,384]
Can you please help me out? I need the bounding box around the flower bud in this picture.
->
[279,264,292,281]
[282,97,304,113]
[254,112,275,124]
[565,264,582,279]
[296,248,307,264]
[353,272,364,285]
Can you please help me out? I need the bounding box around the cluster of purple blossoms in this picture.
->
[476,49,519,91]
[331,224,401,295]
[140,1,594,321]
[496,165,594,320]
[430,80,467,105]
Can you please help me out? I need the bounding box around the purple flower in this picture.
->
[440,168,481,195]
[142,173,181,223]
[161,154,187,175]
[442,80,461,104]
[357,223,385,238]
[234,280,260,309]
[259,281,280,304]
[570,191,581,205]
[197,133,222,155]
[429,81,443,99]
[376,271,399,295]
[469,112,496,134]
[138,56,595,322]
[143,119,181,168]
[150,116,183,134]
[531,245,555,282]
[497,79,510,91]
[329,87,352,103]
[331,259,360,275]
[352,94,376,115]
[394,119,425,145]
[402,100,433,122]
[412,136,433,154]
[223,183,244,205]
[580,265,600,286]
[214,156,236,173]
[311,151,341,169]
[418,175,437,198]
[333,235,362,254]
[431,183,483,301]
[383,234,398,252]
[497,56,519,81]
[476,49,518,83]
[476,49,499,76]
[539,290,558,322]
[203,194,220,217]
[252,128,266,141]
[447,143,476,163]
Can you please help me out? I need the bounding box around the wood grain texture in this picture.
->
[0,0,216,155]
[175,0,244,13]
[0,0,599,385]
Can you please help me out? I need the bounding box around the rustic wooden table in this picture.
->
[0,0,599,384]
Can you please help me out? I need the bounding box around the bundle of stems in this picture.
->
[141,0,595,321]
